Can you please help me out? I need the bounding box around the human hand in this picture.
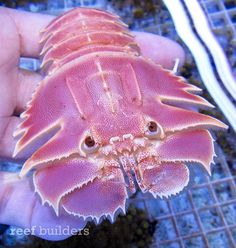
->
[0,7,185,240]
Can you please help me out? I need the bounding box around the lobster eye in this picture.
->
[145,121,164,139]
[82,136,99,153]
[85,136,95,147]
[148,121,158,132]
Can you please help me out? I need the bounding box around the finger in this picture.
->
[0,67,41,118]
[0,7,54,58]
[133,31,185,69]
[0,172,86,240]
[16,68,42,114]
[0,116,20,159]
[0,69,41,160]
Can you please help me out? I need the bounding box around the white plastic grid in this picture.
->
[200,0,236,37]
[5,0,236,247]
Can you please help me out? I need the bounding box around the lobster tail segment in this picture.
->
[40,8,140,74]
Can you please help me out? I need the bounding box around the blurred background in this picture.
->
[0,0,235,247]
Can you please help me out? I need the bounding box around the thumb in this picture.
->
[0,171,86,240]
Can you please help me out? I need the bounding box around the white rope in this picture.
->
[163,0,236,131]
[184,0,236,100]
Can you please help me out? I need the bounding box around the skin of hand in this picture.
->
[0,7,185,241]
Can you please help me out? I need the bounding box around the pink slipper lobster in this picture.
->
[14,8,227,223]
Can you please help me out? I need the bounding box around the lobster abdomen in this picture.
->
[40,8,140,74]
